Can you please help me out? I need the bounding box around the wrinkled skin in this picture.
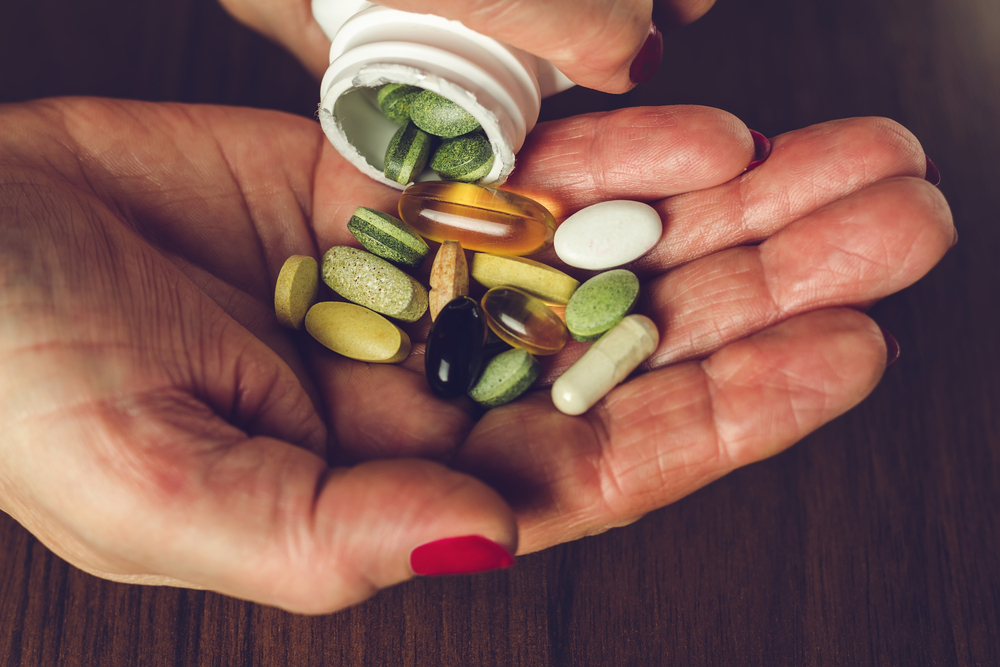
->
[217,0,715,90]
[0,99,953,613]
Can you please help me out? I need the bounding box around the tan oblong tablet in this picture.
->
[471,253,579,305]
[551,314,659,415]
[275,255,319,329]
[305,302,411,364]
[429,240,468,321]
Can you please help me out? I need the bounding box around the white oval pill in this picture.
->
[554,200,662,270]
[551,314,659,415]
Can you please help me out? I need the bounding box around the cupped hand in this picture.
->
[218,0,713,91]
[0,99,952,613]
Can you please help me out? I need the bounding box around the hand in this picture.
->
[0,99,952,613]
[218,0,716,91]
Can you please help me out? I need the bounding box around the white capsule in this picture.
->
[551,315,659,415]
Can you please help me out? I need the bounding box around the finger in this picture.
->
[217,0,331,79]
[379,0,712,93]
[635,116,929,271]
[640,176,954,367]
[457,308,889,553]
[505,105,756,217]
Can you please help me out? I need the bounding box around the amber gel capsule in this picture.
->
[481,286,567,356]
[425,296,487,398]
[398,182,557,256]
[551,315,659,415]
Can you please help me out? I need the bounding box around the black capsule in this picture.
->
[425,296,487,398]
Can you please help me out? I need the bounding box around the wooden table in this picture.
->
[2,0,998,664]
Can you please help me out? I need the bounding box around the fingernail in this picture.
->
[745,130,772,171]
[880,327,900,368]
[629,21,663,85]
[925,155,941,186]
[410,535,514,576]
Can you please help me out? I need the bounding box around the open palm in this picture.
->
[0,98,951,613]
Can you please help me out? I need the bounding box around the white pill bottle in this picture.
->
[312,0,575,189]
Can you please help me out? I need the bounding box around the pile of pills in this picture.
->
[274,181,663,416]
[376,84,495,185]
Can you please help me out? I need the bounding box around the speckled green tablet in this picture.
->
[431,132,494,182]
[565,269,640,342]
[347,206,429,269]
[377,83,421,123]
[322,246,428,322]
[409,90,481,138]
[468,348,541,408]
[384,121,432,185]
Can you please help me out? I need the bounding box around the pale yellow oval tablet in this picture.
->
[275,255,319,329]
[305,302,411,364]
[471,253,579,305]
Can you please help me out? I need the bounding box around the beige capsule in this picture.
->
[305,302,411,364]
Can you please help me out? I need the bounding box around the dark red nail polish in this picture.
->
[629,21,663,85]
[880,327,900,368]
[925,155,941,186]
[410,535,514,576]
[745,130,772,171]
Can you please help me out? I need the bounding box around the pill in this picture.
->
[377,83,421,123]
[554,200,662,270]
[428,241,469,321]
[430,132,495,182]
[469,348,541,408]
[322,246,428,322]
[398,182,557,256]
[471,252,579,305]
[274,254,318,329]
[565,269,640,341]
[551,315,659,415]
[305,302,410,364]
[481,286,567,356]
[425,296,487,398]
[347,206,430,270]
[384,121,433,185]
[409,90,481,138]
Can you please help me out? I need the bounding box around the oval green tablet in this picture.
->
[347,206,429,269]
[431,132,495,182]
[384,121,432,185]
[565,269,640,342]
[409,90,481,138]
[468,348,541,408]
[322,246,428,322]
[377,83,421,123]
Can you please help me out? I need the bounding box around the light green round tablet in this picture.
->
[565,269,640,342]
[431,132,494,182]
[377,83,421,123]
[384,121,432,185]
[409,90,481,138]
[468,348,541,408]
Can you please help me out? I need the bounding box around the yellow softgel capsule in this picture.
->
[305,302,411,364]
[274,255,318,329]
[398,182,557,256]
[471,253,579,305]
[551,314,659,415]
[481,286,567,356]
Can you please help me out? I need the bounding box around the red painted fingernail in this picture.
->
[745,130,772,171]
[410,535,514,576]
[629,21,663,85]
[880,327,900,368]
[925,155,941,186]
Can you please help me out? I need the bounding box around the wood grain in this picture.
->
[2,0,999,664]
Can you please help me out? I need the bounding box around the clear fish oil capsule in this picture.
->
[398,182,557,256]
[481,286,568,356]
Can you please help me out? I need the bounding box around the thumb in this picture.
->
[378,0,683,93]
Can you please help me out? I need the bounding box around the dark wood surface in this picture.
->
[2,0,998,664]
